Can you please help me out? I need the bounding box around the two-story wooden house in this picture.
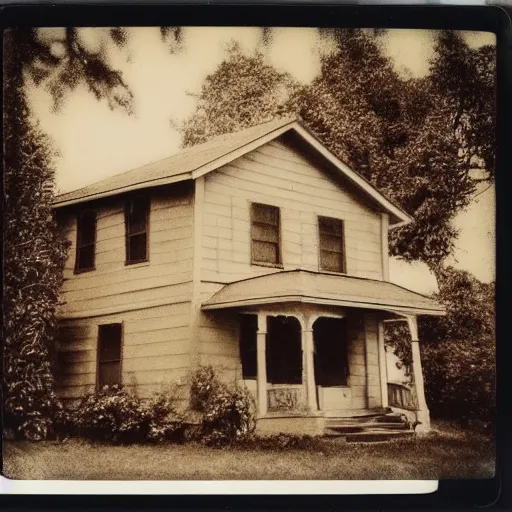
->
[53,117,444,437]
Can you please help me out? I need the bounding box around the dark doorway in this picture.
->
[266,316,302,385]
[313,317,349,386]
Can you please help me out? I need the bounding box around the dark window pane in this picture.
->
[253,223,279,243]
[252,241,278,264]
[128,233,147,262]
[318,217,344,272]
[239,315,257,379]
[99,361,121,387]
[319,233,343,253]
[266,316,302,385]
[319,216,343,235]
[320,250,344,273]
[98,324,122,362]
[252,203,279,225]
[77,244,95,270]
[251,203,281,265]
[78,211,96,245]
[127,197,149,235]
[314,318,348,386]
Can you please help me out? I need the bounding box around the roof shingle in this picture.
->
[201,270,445,316]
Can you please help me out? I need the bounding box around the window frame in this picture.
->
[96,322,123,390]
[74,209,97,274]
[124,195,150,265]
[317,215,347,274]
[250,202,283,268]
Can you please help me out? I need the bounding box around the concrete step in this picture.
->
[325,415,407,427]
[325,422,410,432]
[323,408,391,418]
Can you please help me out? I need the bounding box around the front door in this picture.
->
[313,317,351,410]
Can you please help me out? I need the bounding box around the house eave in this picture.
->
[52,172,194,209]
[201,294,446,317]
[52,118,413,227]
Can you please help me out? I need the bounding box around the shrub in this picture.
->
[190,365,256,446]
[70,385,187,444]
[146,387,186,443]
[72,385,151,443]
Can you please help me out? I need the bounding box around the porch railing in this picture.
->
[387,382,416,410]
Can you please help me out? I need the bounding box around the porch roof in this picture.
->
[201,270,445,316]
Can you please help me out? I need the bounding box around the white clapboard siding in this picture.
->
[60,282,193,317]
[59,185,195,317]
[200,137,384,283]
[55,302,194,401]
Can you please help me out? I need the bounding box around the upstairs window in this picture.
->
[125,196,149,264]
[75,210,96,272]
[318,216,346,273]
[251,203,281,266]
[97,323,123,388]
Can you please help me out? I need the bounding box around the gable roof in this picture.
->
[53,116,412,227]
[201,270,445,317]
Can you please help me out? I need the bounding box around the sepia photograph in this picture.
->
[3,25,496,481]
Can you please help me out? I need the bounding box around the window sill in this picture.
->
[251,261,284,269]
[125,260,150,269]
[318,269,348,277]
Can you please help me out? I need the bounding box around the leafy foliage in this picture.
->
[3,31,70,440]
[190,366,256,446]
[15,27,134,113]
[386,267,495,424]
[181,42,298,148]
[429,31,496,177]
[72,386,151,443]
[71,385,185,444]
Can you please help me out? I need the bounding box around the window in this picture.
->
[125,196,149,264]
[239,314,257,379]
[251,203,281,266]
[318,216,345,273]
[75,210,96,272]
[97,323,122,388]
[266,316,302,385]
[313,317,349,386]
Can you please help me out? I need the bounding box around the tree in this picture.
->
[429,31,496,180]
[181,42,298,147]
[3,31,69,439]
[385,268,495,424]
[2,27,140,439]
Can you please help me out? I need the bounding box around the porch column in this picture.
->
[256,313,268,417]
[377,321,389,408]
[406,315,430,434]
[302,321,317,412]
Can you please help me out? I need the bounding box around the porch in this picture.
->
[201,270,444,437]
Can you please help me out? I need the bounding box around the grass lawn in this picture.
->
[3,421,494,481]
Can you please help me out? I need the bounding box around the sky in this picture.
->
[25,27,496,294]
